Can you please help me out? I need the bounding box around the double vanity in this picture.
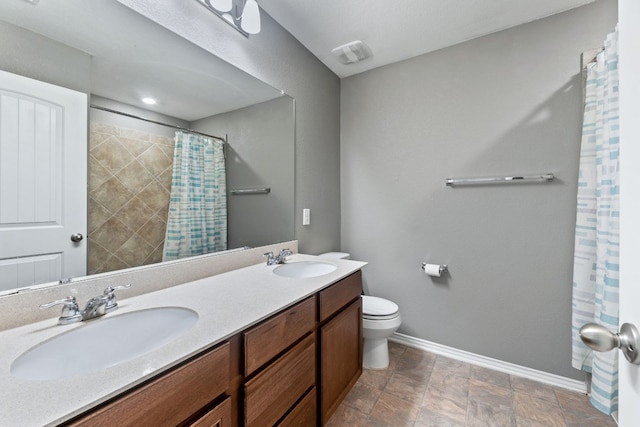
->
[0,252,366,426]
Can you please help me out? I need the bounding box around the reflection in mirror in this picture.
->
[0,0,294,295]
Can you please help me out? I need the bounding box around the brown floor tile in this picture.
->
[359,366,394,391]
[466,399,516,427]
[341,380,382,415]
[421,387,468,424]
[389,340,407,357]
[510,376,558,403]
[470,365,511,388]
[395,348,436,380]
[325,404,369,427]
[415,408,466,427]
[433,356,472,378]
[368,391,420,426]
[332,343,617,427]
[553,387,590,409]
[513,391,565,427]
[516,415,562,427]
[468,378,513,408]
[554,388,616,427]
[428,370,470,401]
[562,409,618,427]
[385,371,429,404]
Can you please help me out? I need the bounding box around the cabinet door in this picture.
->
[278,388,316,427]
[188,397,232,427]
[320,298,362,424]
[68,342,230,427]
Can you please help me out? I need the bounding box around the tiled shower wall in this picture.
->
[88,122,175,274]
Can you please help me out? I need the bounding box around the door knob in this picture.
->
[70,233,84,242]
[579,322,640,364]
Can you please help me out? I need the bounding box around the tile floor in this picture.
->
[327,342,617,427]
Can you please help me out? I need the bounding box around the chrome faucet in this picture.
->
[39,296,82,325]
[264,248,293,265]
[40,284,131,325]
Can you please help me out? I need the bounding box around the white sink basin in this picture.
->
[273,261,337,278]
[11,307,198,381]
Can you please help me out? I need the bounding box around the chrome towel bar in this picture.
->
[230,188,271,195]
[445,173,554,187]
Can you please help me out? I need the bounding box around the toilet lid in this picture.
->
[362,295,399,317]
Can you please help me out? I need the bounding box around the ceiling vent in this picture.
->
[331,41,372,65]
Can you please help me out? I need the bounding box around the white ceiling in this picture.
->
[258,0,597,78]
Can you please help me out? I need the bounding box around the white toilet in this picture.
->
[319,252,402,370]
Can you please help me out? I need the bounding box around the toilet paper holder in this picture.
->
[421,263,448,276]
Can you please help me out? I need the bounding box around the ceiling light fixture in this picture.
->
[142,97,157,105]
[207,0,232,12]
[197,0,261,37]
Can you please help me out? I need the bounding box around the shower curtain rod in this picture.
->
[89,104,226,142]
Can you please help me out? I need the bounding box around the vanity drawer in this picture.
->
[278,387,317,427]
[68,342,230,427]
[244,334,316,426]
[243,296,315,375]
[187,397,232,427]
[319,270,362,322]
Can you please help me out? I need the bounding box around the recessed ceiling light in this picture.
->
[142,97,156,105]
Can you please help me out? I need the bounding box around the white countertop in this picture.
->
[0,254,366,427]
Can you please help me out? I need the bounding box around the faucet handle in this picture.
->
[264,251,276,265]
[40,296,82,325]
[103,284,131,313]
[278,248,293,262]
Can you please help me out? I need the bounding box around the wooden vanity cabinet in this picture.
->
[66,341,232,427]
[64,270,363,427]
[243,297,317,426]
[318,271,363,425]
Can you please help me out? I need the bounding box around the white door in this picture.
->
[618,1,640,425]
[0,70,87,292]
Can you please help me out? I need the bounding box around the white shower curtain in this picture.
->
[571,28,619,415]
[163,131,227,261]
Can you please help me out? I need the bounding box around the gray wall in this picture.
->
[0,20,91,94]
[341,0,617,379]
[118,0,342,255]
[192,96,295,249]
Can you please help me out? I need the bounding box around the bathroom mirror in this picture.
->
[0,0,294,294]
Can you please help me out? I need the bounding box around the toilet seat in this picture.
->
[362,295,399,320]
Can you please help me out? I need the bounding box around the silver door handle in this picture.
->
[579,322,640,364]
[70,233,84,242]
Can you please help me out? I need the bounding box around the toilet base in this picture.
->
[363,337,391,369]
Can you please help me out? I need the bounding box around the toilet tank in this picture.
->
[318,252,351,260]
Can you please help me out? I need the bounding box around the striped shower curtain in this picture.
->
[163,131,227,261]
[571,28,619,415]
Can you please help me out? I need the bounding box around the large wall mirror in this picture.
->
[0,0,294,295]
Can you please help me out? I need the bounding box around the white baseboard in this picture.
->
[390,332,587,394]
